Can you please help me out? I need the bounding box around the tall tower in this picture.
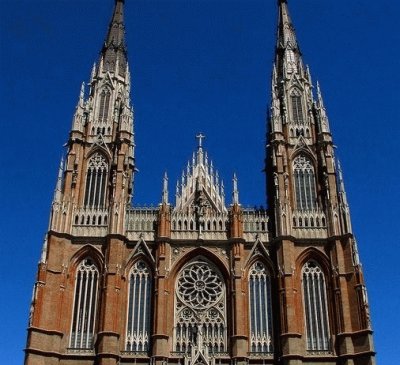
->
[25,1,375,365]
[266,1,375,364]
[25,0,135,363]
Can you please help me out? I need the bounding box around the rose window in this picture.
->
[174,258,227,353]
[177,261,223,310]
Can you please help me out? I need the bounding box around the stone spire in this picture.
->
[101,0,128,77]
[275,0,304,77]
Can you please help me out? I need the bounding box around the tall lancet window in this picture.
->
[293,155,317,211]
[98,89,111,124]
[291,93,304,124]
[302,261,330,352]
[70,258,99,349]
[249,261,273,353]
[174,257,227,354]
[84,153,108,209]
[126,260,152,352]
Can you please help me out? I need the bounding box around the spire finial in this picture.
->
[196,132,205,149]
[195,133,205,166]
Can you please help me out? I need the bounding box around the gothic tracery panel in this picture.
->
[174,257,227,355]
[302,260,330,352]
[126,260,152,352]
[69,258,99,349]
[249,261,273,353]
[293,155,317,211]
[84,153,108,209]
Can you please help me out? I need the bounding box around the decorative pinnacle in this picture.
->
[162,172,169,204]
[53,157,64,204]
[232,173,239,205]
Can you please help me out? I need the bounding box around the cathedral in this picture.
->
[24,1,376,365]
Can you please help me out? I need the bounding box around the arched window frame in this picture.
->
[290,89,304,125]
[125,260,153,353]
[173,257,227,354]
[98,89,111,124]
[84,152,108,209]
[248,261,273,353]
[69,257,99,349]
[293,155,317,211]
[301,260,331,352]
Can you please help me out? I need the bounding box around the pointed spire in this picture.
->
[162,172,169,205]
[101,0,127,76]
[275,0,303,76]
[277,0,299,53]
[232,173,239,205]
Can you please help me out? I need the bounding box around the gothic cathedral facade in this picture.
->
[25,1,375,365]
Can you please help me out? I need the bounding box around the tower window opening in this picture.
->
[302,261,330,352]
[293,155,317,211]
[126,260,152,352]
[98,90,111,124]
[249,261,273,353]
[84,153,108,209]
[69,258,99,349]
[291,95,304,124]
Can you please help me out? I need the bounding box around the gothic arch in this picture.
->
[295,247,330,277]
[169,247,230,285]
[244,254,275,281]
[290,149,317,167]
[69,244,104,274]
[124,252,155,280]
[85,145,112,161]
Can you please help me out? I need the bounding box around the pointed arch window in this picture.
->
[70,258,99,349]
[126,260,152,352]
[84,153,108,209]
[174,258,227,354]
[293,155,317,211]
[98,89,111,124]
[291,93,304,124]
[302,261,330,352]
[249,261,273,353]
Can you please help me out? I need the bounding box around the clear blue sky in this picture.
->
[0,0,399,363]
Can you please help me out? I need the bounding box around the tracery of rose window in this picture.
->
[174,258,227,354]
